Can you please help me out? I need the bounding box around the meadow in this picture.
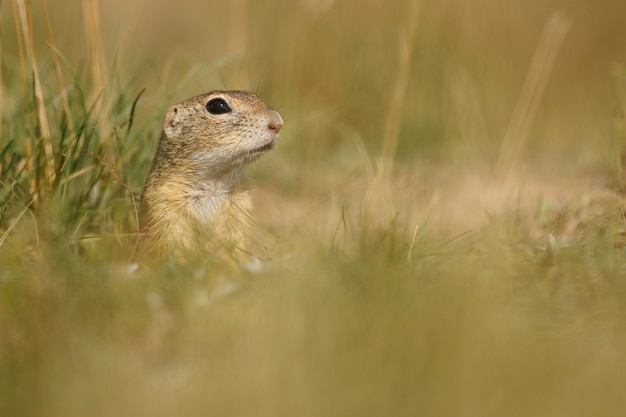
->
[2,0,626,415]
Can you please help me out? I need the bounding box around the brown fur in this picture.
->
[141,90,283,261]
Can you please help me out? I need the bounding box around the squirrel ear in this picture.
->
[163,105,182,138]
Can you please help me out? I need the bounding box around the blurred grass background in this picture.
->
[2,0,626,416]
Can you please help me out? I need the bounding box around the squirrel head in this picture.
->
[160,90,283,177]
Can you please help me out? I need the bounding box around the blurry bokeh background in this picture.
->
[5,0,626,165]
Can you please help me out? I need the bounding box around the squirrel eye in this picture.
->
[206,98,231,115]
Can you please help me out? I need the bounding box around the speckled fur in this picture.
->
[141,90,283,260]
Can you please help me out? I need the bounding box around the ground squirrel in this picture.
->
[140,90,283,261]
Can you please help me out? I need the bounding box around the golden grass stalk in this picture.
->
[83,0,105,97]
[0,1,2,158]
[362,0,420,240]
[10,0,26,113]
[42,0,75,137]
[377,0,420,181]
[83,0,113,152]
[15,0,55,187]
[11,0,37,202]
[494,12,570,182]
[227,0,249,88]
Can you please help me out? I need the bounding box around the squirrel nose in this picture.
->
[268,110,283,133]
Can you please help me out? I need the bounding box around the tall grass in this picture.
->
[0,0,151,258]
[2,1,626,416]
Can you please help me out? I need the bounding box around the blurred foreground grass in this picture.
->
[2,0,626,416]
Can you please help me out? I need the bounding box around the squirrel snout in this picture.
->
[267,110,284,133]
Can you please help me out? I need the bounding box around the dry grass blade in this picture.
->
[15,0,55,186]
[227,0,249,88]
[377,0,420,181]
[10,0,36,201]
[494,12,570,182]
[83,0,112,149]
[363,0,420,238]
[42,0,75,137]
[0,0,3,158]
